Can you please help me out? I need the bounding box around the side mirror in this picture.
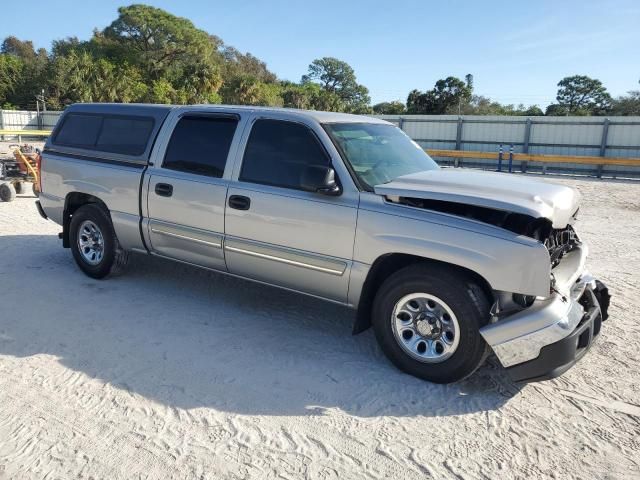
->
[300,165,341,196]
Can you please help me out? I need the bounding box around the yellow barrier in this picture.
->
[0,129,52,136]
[0,129,52,144]
[426,149,640,167]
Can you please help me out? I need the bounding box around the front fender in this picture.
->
[351,207,551,302]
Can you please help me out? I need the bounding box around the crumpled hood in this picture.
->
[374,169,581,228]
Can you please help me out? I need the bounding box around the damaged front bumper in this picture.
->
[480,246,611,383]
[505,282,609,382]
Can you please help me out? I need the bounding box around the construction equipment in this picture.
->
[0,144,41,202]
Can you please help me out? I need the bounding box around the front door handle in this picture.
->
[228,195,251,210]
[155,183,173,197]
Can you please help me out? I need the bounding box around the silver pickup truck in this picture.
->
[36,103,610,384]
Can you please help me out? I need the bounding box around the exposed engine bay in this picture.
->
[391,197,581,267]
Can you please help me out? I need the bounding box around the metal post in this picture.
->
[455,117,463,168]
[508,144,514,173]
[521,118,532,173]
[0,109,4,141]
[523,118,532,153]
[398,117,404,131]
[36,101,43,130]
[497,144,503,172]
[597,118,610,179]
[455,116,463,150]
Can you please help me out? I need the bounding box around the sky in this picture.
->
[2,0,639,107]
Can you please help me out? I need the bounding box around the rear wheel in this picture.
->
[372,263,491,383]
[0,182,16,202]
[69,204,129,279]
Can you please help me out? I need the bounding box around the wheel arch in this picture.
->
[353,253,494,335]
[62,192,111,248]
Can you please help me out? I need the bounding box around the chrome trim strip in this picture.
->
[150,228,222,248]
[225,245,345,276]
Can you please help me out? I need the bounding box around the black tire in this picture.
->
[69,204,129,279]
[0,182,16,202]
[372,263,491,383]
[14,182,26,194]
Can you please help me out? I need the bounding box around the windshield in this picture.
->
[325,122,439,190]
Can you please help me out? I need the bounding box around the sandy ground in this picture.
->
[0,176,639,480]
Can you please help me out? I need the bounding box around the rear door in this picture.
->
[144,111,243,270]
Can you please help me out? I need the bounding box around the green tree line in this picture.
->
[0,5,370,113]
[0,4,638,116]
[393,74,639,116]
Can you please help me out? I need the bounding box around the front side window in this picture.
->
[163,116,238,178]
[240,119,330,190]
[325,123,439,190]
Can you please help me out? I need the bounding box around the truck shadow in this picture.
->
[1,234,522,417]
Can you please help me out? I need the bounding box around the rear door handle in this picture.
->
[228,195,251,210]
[155,183,173,197]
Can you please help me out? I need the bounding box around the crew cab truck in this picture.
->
[37,103,610,384]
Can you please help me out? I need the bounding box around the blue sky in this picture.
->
[3,0,639,107]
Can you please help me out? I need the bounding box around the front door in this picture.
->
[224,117,358,303]
[145,113,240,270]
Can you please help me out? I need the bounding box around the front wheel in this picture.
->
[69,204,129,279]
[372,263,491,383]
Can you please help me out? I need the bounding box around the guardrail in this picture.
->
[0,129,52,142]
[425,148,640,178]
[426,149,640,166]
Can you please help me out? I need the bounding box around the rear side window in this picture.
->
[240,119,330,190]
[54,114,102,148]
[53,113,154,156]
[162,116,238,178]
[96,117,154,155]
